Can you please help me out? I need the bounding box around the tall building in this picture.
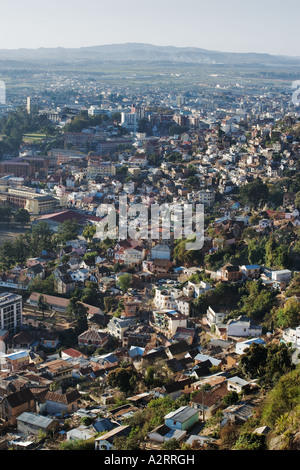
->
[0,293,22,334]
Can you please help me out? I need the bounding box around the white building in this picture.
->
[235,337,266,355]
[206,306,228,327]
[282,326,300,350]
[0,293,22,334]
[271,270,292,283]
[227,316,262,338]
[151,244,171,261]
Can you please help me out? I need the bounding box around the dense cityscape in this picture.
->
[0,38,299,455]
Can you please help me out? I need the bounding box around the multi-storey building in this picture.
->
[0,293,22,334]
[150,310,187,338]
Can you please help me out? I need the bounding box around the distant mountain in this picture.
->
[0,43,299,66]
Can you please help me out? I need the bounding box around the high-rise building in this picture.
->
[0,293,22,334]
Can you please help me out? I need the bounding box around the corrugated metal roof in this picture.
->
[17,412,56,428]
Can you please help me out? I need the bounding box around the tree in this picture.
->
[57,219,79,243]
[239,178,269,209]
[233,432,266,450]
[117,273,132,292]
[223,391,239,407]
[261,368,300,427]
[275,298,300,329]
[162,438,180,450]
[0,206,12,224]
[31,222,54,255]
[82,224,97,242]
[37,294,48,319]
[107,367,137,393]
[14,208,30,226]
[67,299,89,336]
[239,342,294,387]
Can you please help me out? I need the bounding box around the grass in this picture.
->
[23,133,47,142]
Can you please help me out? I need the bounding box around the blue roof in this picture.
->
[243,265,260,269]
[6,351,29,360]
[93,418,116,433]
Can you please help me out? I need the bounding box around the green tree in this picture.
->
[37,294,49,319]
[233,432,266,450]
[275,298,300,329]
[82,224,97,242]
[31,222,54,255]
[107,367,137,393]
[117,273,132,292]
[0,206,12,224]
[222,391,239,407]
[67,298,89,335]
[162,438,180,450]
[14,208,30,226]
[57,219,79,243]
[239,178,269,209]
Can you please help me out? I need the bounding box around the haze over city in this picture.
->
[0,0,299,56]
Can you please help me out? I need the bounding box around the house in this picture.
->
[151,258,173,274]
[107,317,136,340]
[206,306,228,328]
[227,376,251,394]
[94,425,131,450]
[38,359,73,384]
[77,329,109,349]
[190,382,228,420]
[217,264,240,282]
[151,310,188,338]
[41,389,81,416]
[161,378,194,399]
[175,296,192,316]
[67,424,95,441]
[0,389,36,425]
[235,337,266,355]
[92,418,117,434]
[165,341,191,360]
[17,412,59,436]
[150,244,171,260]
[221,402,254,426]
[194,353,223,369]
[281,325,300,351]
[147,424,187,444]
[164,406,200,431]
[271,269,292,283]
[27,292,103,317]
[227,316,263,339]
[240,265,261,279]
[3,350,30,372]
[40,331,60,349]
[60,348,87,360]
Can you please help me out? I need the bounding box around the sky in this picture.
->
[0,0,299,56]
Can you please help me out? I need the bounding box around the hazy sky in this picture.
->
[1,0,299,56]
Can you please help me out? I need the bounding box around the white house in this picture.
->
[271,269,292,283]
[235,337,266,355]
[227,376,251,393]
[227,316,262,338]
[70,268,89,283]
[281,326,300,350]
[151,244,171,260]
[206,306,228,327]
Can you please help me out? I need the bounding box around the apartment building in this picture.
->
[0,293,22,334]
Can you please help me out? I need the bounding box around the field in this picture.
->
[23,133,47,143]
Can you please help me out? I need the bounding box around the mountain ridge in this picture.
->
[0,43,299,66]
